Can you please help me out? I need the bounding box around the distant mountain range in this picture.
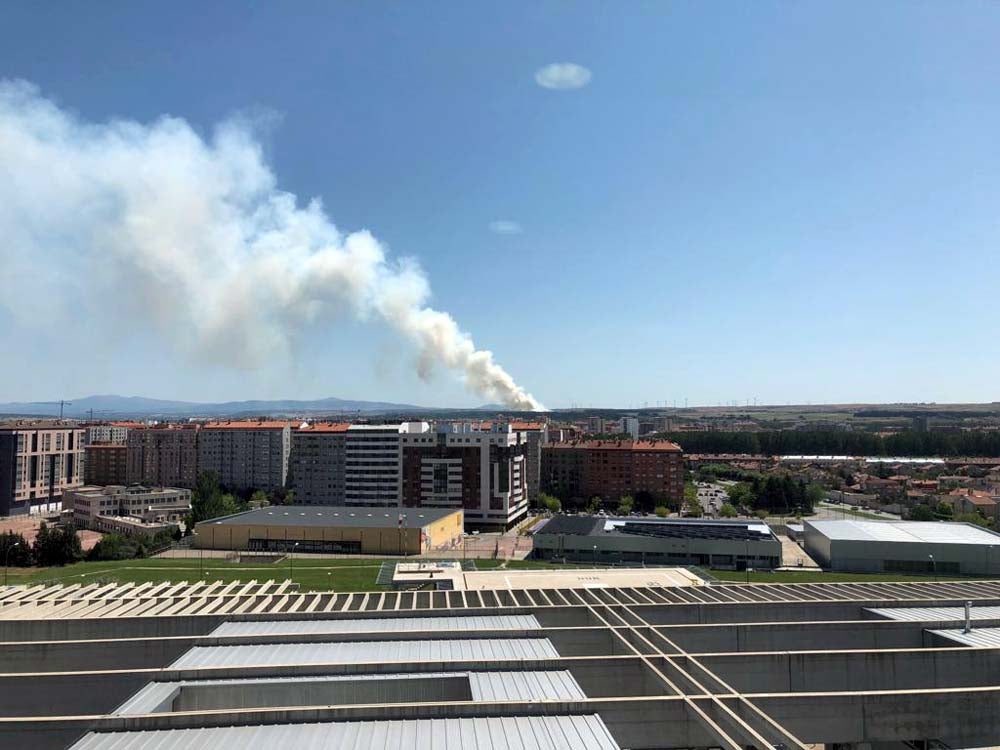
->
[0,394,492,418]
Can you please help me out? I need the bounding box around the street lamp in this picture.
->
[289,541,299,581]
[4,542,21,586]
[929,553,936,582]
[592,545,597,566]
[744,532,752,584]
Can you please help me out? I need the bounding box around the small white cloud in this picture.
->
[534,62,592,90]
[489,220,523,235]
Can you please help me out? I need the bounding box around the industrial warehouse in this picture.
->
[193,505,464,556]
[803,519,1000,576]
[532,515,782,569]
[5,573,1000,748]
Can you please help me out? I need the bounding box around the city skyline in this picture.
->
[2,3,999,407]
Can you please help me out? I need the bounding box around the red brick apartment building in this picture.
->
[541,439,684,507]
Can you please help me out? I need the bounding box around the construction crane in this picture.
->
[34,400,73,418]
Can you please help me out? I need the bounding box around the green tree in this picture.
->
[719,503,738,518]
[585,496,602,515]
[537,493,562,514]
[685,500,703,518]
[88,533,142,561]
[684,481,697,505]
[727,482,755,510]
[805,483,826,511]
[654,506,670,518]
[909,504,936,521]
[0,531,32,567]
[617,495,635,516]
[249,490,270,508]
[955,512,989,527]
[191,471,241,522]
[936,501,954,519]
[33,522,82,567]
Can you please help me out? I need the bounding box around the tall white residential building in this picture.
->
[621,416,640,440]
[343,424,410,506]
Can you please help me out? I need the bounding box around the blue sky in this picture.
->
[1,2,999,408]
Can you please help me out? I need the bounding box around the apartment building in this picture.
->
[400,422,529,529]
[197,421,293,493]
[344,424,403,506]
[287,423,350,504]
[84,444,128,485]
[541,439,684,508]
[85,423,138,446]
[0,421,85,515]
[126,425,200,488]
[511,420,548,504]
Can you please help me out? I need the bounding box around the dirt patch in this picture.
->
[0,515,102,551]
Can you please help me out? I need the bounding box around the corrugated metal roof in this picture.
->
[469,670,585,701]
[210,614,542,636]
[115,671,586,715]
[867,606,1000,622]
[71,715,620,750]
[927,627,1000,647]
[170,638,560,668]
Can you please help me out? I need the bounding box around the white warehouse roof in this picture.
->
[70,715,621,750]
[806,520,1000,546]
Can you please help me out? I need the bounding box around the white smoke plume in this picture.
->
[0,81,543,411]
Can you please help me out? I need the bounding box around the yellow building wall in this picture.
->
[421,510,464,552]
[193,517,464,555]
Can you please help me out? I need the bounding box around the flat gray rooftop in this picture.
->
[202,505,457,529]
[8,578,1000,750]
[807,519,1000,545]
[70,715,620,750]
[209,614,542,636]
[170,638,560,668]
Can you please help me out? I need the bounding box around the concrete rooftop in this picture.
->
[5,576,1000,749]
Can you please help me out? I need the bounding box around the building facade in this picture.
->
[197,422,293,492]
[84,423,136,446]
[193,505,463,555]
[344,424,403,506]
[68,484,191,531]
[0,422,85,516]
[84,444,129,486]
[512,420,548,505]
[287,423,349,504]
[126,426,200,489]
[541,440,684,508]
[400,423,529,529]
[804,519,1000,576]
[533,515,781,569]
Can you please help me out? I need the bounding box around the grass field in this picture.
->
[3,557,976,590]
[4,557,591,592]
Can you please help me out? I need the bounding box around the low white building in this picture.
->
[804,519,1000,576]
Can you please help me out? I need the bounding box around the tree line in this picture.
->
[1,524,180,568]
[661,429,1000,458]
[184,471,294,532]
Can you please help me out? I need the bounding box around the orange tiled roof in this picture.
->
[202,420,299,430]
[298,423,351,433]
[511,421,546,430]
